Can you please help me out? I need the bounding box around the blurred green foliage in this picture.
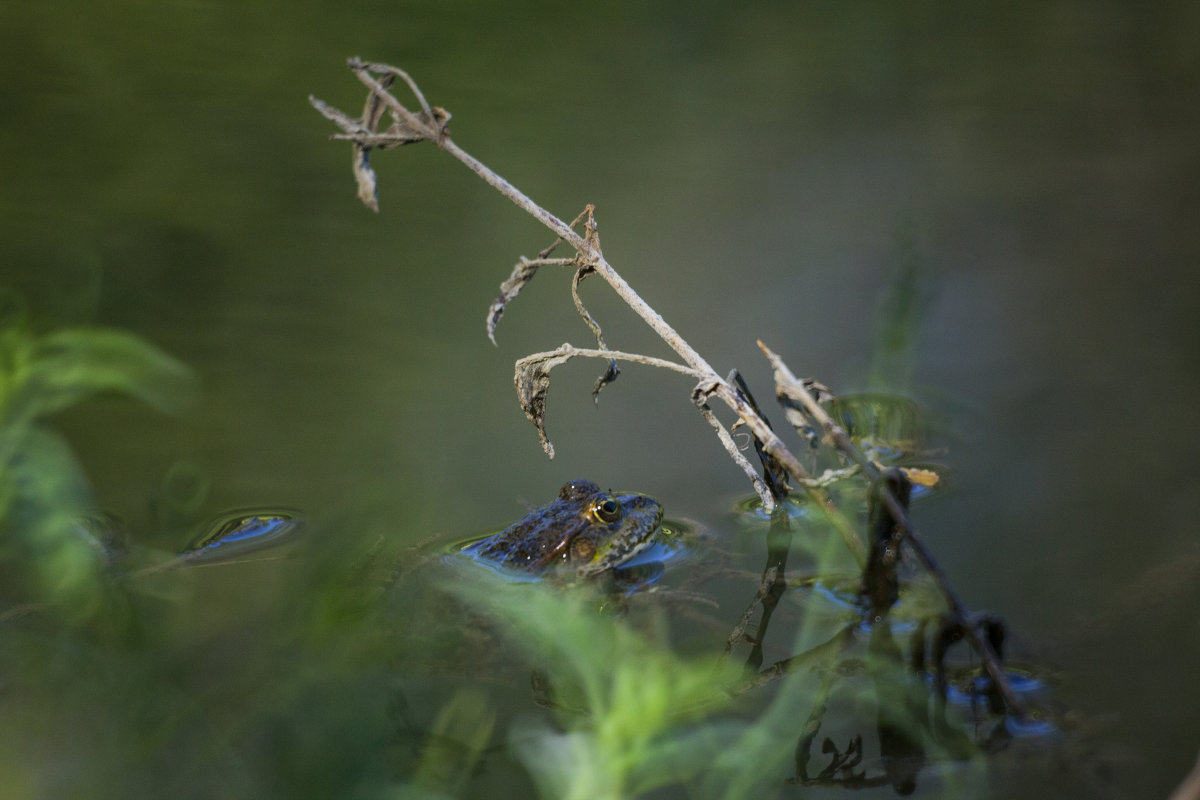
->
[0,293,1004,798]
[454,572,742,799]
[0,295,194,621]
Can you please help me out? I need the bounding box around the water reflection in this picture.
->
[70,507,306,574]
[178,509,305,565]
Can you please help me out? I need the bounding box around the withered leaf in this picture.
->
[352,145,380,212]
[310,79,450,212]
[571,262,603,345]
[776,377,836,450]
[349,75,393,213]
[379,106,451,147]
[363,74,395,131]
[514,348,575,458]
[591,358,620,403]
[571,262,620,401]
[487,257,541,344]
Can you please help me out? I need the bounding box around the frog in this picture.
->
[461,479,663,576]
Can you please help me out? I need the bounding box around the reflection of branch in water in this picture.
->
[730,625,855,696]
[775,618,1011,794]
[861,468,913,620]
[792,628,857,783]
[869,622,927,795]
[722,506,793,673]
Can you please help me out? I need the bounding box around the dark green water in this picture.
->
[3,2,1199,798]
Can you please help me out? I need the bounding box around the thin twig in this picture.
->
[694,401,773,508]
[516,344,701,380]
[310,60,872,522]
[347,59,445,143]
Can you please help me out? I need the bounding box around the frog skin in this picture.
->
[462,479,662,576]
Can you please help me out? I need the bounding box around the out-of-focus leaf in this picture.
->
[7,327,195,425]
[0,425,102,618]
[0,319,194,620]
[827,393,938,471]
[407,689,495,797]
[451,570,740,800]
[868,235,935,393]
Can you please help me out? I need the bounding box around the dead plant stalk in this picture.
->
[310,59,1025,719]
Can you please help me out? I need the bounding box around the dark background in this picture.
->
[2,2,1198,797]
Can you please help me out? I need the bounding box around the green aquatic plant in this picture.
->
[451,570,743,800]
[0,303,194,620]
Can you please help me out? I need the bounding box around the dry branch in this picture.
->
[310,59,1028,720]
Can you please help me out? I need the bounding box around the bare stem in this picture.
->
[312,61,878,528]
[314,60,801,514]
[310,67,1025,716]
[517,344,701,380]
[694,402,773,507]
[439,137,723,378]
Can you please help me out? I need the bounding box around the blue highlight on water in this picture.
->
[179,510,304,564]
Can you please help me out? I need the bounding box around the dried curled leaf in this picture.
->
[486,257,542,344]
[309,61,450,212]
[351,146,381,212]
[514,347,576,458]
[571,262,620,401]
[591,358,619,403]
[571,263,602,344]
[777,377,835,449]
[486,206,599,344]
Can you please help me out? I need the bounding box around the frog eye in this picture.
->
[590,496,622,524]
